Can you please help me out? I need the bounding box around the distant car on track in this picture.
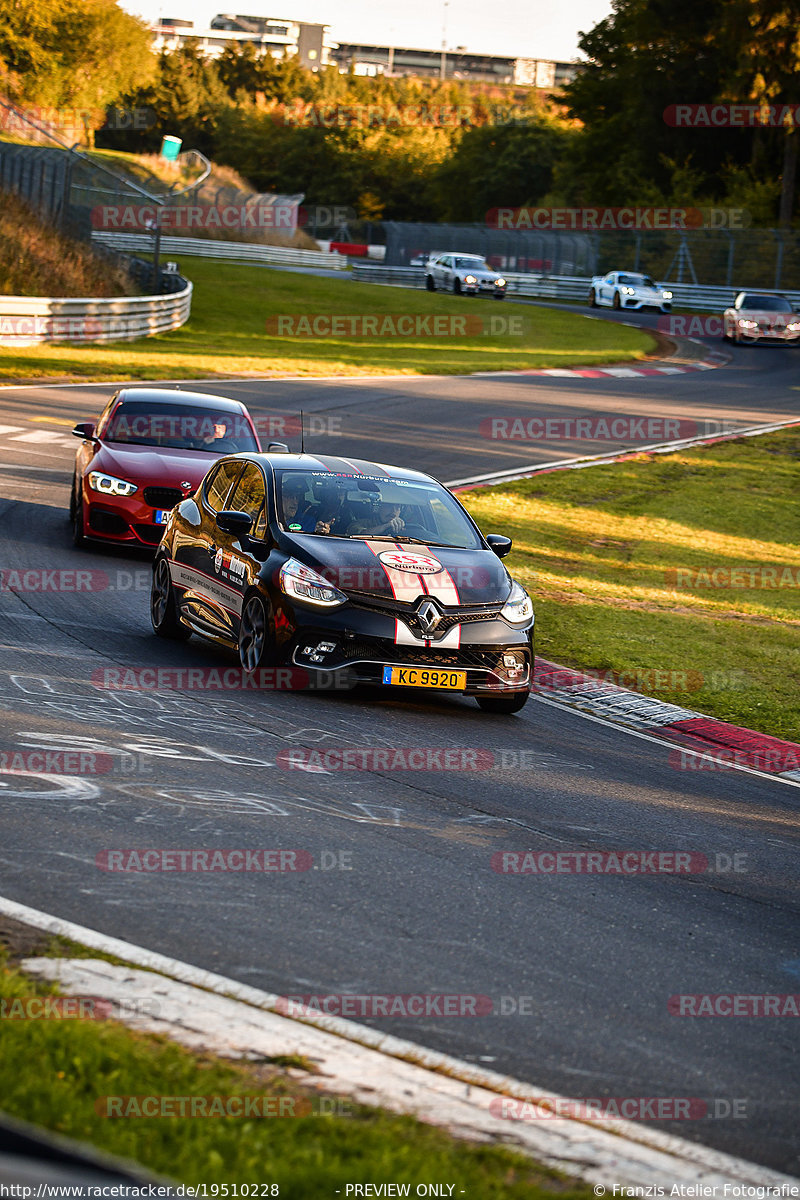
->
[589,271,672,312]
[425,253,507,298]
[70,388,262,548]
[150,452,534,713]
[722,292,800,345]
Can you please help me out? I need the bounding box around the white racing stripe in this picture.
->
[418,554,460,606]
[366,540,427,604]
[394,618,461,649]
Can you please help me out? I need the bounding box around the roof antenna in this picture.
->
[300,409,305,455]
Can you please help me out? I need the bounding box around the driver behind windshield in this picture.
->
[280,476,312,529]
[199,418,239,453]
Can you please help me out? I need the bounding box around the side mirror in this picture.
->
[268,441,290,453]
[72,421,96,440]
[216,509,253,536]
[486,534,512,558]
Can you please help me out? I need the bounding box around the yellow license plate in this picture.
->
[382,666,467,690]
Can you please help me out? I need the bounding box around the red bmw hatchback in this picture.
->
[70,388,262,548]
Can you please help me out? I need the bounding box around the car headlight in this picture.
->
[495,277,507,287]
[87,471,138,497]
[662,290,673,299]
[738,318,757,329]
[464,274,477,284]
[786,320,800,331]
[620,286,635,295]
[279,558,347,608]
[500,581,534,624]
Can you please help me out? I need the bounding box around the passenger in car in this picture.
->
[302,482,352,535]
[348,500,406,537]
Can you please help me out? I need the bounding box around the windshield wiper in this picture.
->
[349,535,459,548]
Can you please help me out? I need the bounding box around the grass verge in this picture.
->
[0,258,655,381]
[0,944,590,1198]
[460,429,800,741]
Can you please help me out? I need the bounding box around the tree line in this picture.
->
[0,0,797,225]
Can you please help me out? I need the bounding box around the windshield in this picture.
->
[454,257,488,270]
[618,274,655,287]
[100,400,259,452]
[276,470,483,548]
[740,295,792,312]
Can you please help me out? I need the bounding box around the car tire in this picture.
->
[71,479,85,547]
[425,275,435,292]
[613,292,621,310]
[238,591,276,675]
[453,278,461,295]
[476,692,529,715]
[589,290,597,307]
[150,556,190,640]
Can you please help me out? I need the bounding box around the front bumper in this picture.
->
[464,282,506,296]
[624,297,671,311]
[275,598,533,695]
[736,327,800,342]
[84,494,170,546]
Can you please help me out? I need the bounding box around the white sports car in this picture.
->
[589,271,672,312]
[722,293,800,344]
[425,253,507,298]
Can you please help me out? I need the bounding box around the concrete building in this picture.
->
[152,14,334,70]
[329,43,577,88]
[150,15,577,89]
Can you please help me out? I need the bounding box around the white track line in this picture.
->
[446,417,800,488]
[3,896,797,1188]
[532,693,800,790]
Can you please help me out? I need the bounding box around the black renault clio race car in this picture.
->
[150,452,534,713]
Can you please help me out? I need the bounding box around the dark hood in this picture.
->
[284,534,512,607]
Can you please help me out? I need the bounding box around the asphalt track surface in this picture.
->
[0,310,798,1175]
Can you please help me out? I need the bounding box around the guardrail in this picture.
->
[349,265,800,312]
[93,232,348,271]
[0,282,193,346]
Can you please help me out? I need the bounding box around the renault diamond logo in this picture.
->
[416,598,442,635]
